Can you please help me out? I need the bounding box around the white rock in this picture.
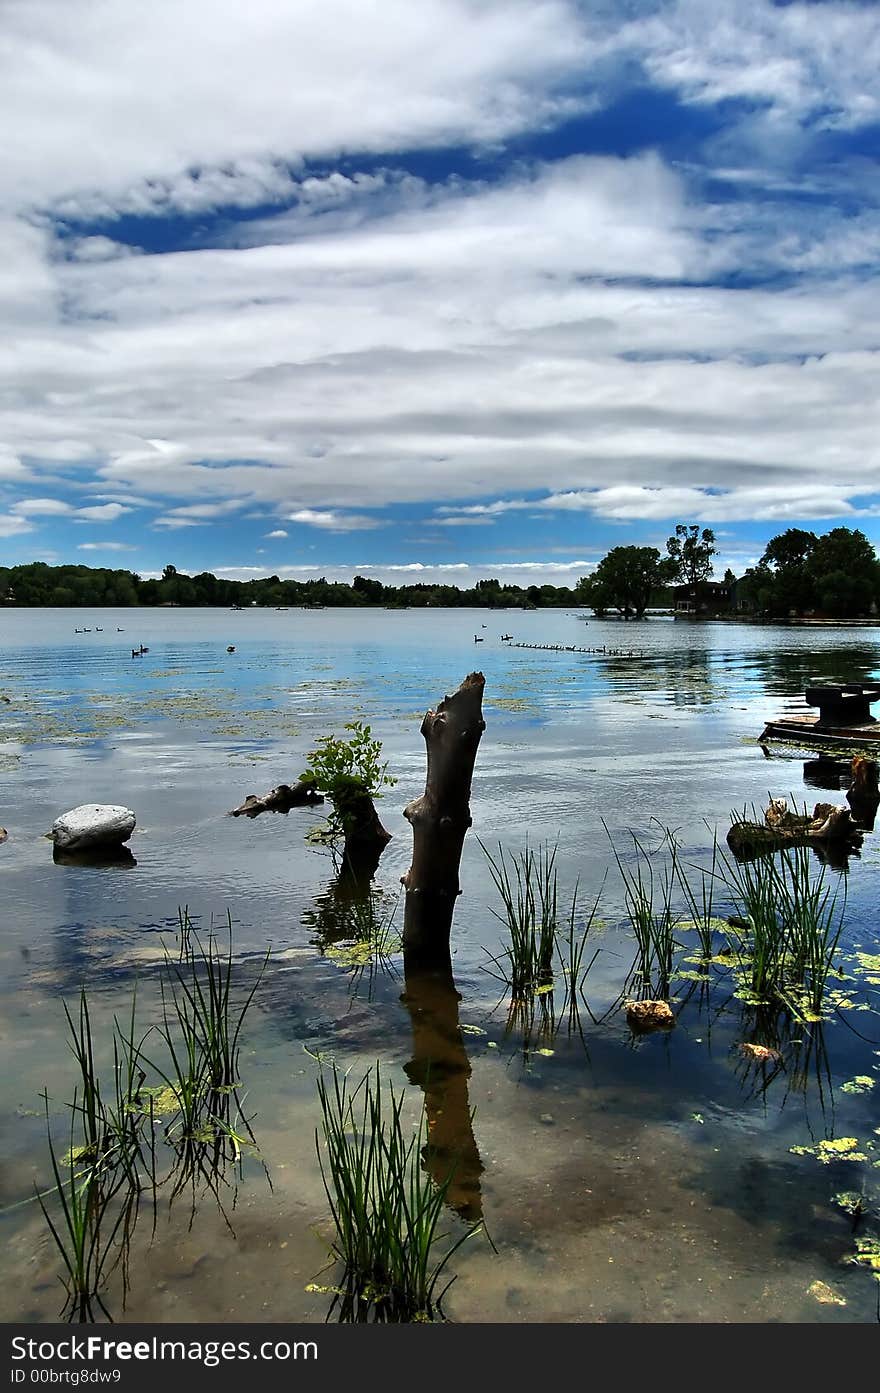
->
[51,804,136,851]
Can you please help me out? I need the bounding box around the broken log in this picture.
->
[727,797,863,860]
[402,671,486,958]
[229,780,323,817]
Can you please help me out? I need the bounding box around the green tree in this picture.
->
[580,546,665,619]
[665,525,716,587]
[807,528,880,617]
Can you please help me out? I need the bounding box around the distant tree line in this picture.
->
[0,562,581,610]
[574,524,880,620]
[3,525,879,619]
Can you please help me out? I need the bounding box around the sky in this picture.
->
[2,0,880,589]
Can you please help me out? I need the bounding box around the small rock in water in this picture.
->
[51,804,136,852]
[739,1042,781,1063]
[624,999,675,1032]
[0,827,7,843]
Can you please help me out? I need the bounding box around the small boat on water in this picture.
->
[760,682,880,749]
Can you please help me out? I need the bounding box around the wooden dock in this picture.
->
[760,682,880,749]
[760,713,880,750]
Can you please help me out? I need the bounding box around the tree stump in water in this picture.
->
[727,798,862,859]
[402,672,486,959]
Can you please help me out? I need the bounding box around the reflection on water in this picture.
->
[2,609,880,1322]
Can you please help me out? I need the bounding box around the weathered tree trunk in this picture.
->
[402,671,486,958]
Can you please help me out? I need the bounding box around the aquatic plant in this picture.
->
[301,721,396,847]
[480,840,559,998]
[37,1087,141,1323]
[718,837,846,1018]
[36,915,268,1316]
[315,1062,479,1322]
[610,828,680,998]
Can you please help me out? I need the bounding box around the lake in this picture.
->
[2,606,879,1323]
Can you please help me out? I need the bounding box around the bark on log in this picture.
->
[402,671,486,958]
[229,780,324,817]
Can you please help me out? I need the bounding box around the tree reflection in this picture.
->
[399,948,483,1223]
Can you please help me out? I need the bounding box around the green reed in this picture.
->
[480,840,560,998]
[611,829,680,998]
[718,833,846,1018]
[315,1063,479,1322]
[37,912,267,1316]
[37,1090,138,1322]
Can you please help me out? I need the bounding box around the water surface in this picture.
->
[1,608,879,1323]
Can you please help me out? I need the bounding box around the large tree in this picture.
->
[807,527,880,617]
[755,527,818,615]
[578,546,666,619]
[665,524,716,587]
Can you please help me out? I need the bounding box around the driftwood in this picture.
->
[727,798,863,860]
[402,672,486,957]
[229,780,323,817]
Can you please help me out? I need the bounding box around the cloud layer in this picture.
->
[1,1,879,580]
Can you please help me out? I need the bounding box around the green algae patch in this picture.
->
[790,1137,868,1164]
[849,1237,880,1277]
[841,1076,876,1095]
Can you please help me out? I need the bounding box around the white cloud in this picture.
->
[77,541,137,551]
[286,509,383,532]
[1,2,879,547]
[2,0,594,213]
[197,559,593,588]
[0,514,34,538]
[623,0,880,132]
[11,497,73,517]
[10,497,131,522]
[265,529,288,538]
[72,502,131,522]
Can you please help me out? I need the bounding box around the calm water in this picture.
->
[1,607,879,1323]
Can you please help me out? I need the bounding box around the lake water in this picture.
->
[1,607,879,1323]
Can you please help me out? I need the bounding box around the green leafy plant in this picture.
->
[301,722,396,845]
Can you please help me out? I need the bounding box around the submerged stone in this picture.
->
[51,803,136,851]
[624,998,675,1032]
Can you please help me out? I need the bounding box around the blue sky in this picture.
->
[2,0,880,588]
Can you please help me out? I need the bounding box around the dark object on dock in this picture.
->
[760,682,880,748]
[501,633,513,641]
[806,682,880,727]
[474,634,484,642]
[727,797,863,862]
[230,781,324,817]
